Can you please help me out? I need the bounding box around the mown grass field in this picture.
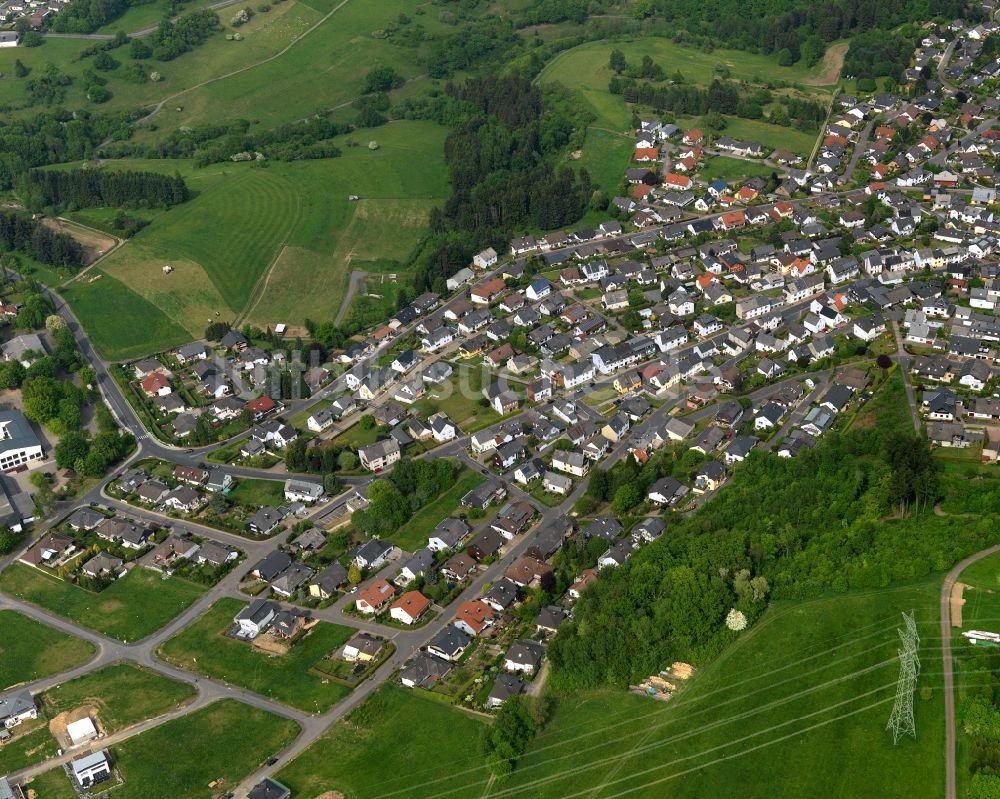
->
[110,699,300,799]
[43,663,196,732]
[276,683,488,798]
[0,610,96,691]
[57,120,447,359]
[0,663,196,774]
[157,598,354,711]
[572,127,634,194]
[0,563,205,642]
[487,580,944,799]
[224,477,285,508]
[699,156,778,184]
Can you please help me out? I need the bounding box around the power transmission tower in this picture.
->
[886,612,920,744]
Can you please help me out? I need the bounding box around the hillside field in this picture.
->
[275,579,946,799]
[54,120,448,359]
[0,0,453,134]
[540,37,835,191]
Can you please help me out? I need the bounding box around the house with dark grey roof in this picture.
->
[487,674,527,709]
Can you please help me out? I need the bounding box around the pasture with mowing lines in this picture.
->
[59,121,448,359]
[157,597,354,711]
[109,699,300,799]
[276,683,489,798]
[0,610,96,690]
[490,579,944,799]
[0,563,206,642]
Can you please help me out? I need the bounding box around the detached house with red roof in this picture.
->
[245,394,277,421]
[140,372,172,397]
[356,579,396,615]
[663,172,693,190]
[453,599,496,636]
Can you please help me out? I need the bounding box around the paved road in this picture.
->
[842,119,874,184]
[940,544,1000,799]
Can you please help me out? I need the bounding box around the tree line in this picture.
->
[548,422,994,689]
[403,75,592,295]
[26,168,189,210]
[609,76,825,130]
[0,211,84,268]
[644,0,966,68]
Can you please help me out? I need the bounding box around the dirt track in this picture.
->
[950,582,966,628]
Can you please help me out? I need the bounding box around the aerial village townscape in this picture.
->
[5,0,1000,798]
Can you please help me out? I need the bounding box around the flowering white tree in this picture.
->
[725,608,748,632]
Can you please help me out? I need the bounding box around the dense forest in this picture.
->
[549,419,989,688]
[644,0,968,66]
[0,111,134,190]
[26,168,189,209]
[403,76,592,294]
[0,211,84,267]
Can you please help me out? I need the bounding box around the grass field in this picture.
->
[484,580,944,799]
[43,663,196,732]
[539,37,828,181]
[699,156,777,184]
[157,598,354,711]
[0,610,96,691]
[225,477,285,508]
[0,563,206,642]
[0,664,196,774]
[953,550,1000,797]
[23,767,78,799]
[391,467,484,551]
[58,121,448,359]
[572,128,634,194]
[60,271,191,361]
[110,699,300,799]
[276,683,488,798]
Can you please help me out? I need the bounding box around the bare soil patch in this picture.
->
[805,42,848,86]
[41,218,116,265]
[951,581,967,628]
[49,704,103,750]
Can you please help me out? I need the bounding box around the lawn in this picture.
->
[0,610,96,691]
[0,563,206,642]
[699,156,777,184]
[482,579,944,799]
[392,467,485,551]
[23,767,78,799]
[225,477,286,508]
[414,366,504,432]
[276,683,489,798]
[157,598,354,712]
[109,699,300,799]
[42,663,196,732]
[0,723,59,775]
[56,121,448,358]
